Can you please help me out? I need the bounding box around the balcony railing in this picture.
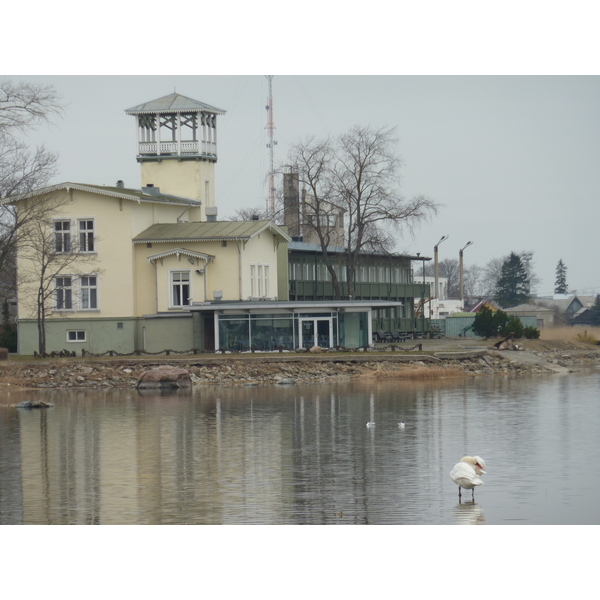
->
[138,141,217,156]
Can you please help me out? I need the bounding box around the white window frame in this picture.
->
[54,220,71,253]
[170,270,191,308]
[66,330,86,342]
[250,263,270,298]
[80,274,98,310]
[78,218,95,253]
[54,276,73,310]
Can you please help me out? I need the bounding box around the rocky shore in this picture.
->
[0,339,598,390]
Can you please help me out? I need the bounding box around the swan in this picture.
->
[366,422,376,428]
[450,456,486,501]
[398,422,406,428]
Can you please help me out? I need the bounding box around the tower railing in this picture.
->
[138,141,217,156]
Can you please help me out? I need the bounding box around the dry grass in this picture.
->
[540,327,600,344]
[357,363,467,380]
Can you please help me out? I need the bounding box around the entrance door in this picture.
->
[300,318,333,348]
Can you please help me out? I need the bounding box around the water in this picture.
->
[1,371,599,525]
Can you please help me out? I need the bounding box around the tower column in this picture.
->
[156,112,161,155]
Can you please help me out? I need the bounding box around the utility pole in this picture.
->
[434,235,449,300]
[459,241,473,308]
[265,75,277,216]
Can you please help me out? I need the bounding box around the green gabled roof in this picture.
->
[125,93,226,115]
[133,220,292,244]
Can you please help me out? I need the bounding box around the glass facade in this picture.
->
[216,310,369,351]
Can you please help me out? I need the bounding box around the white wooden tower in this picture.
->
[126,93,226,221]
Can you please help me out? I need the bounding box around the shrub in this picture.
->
[523,326,540,339]
[499,315,524,339]
[0,323,17,353]
[472,306,499,339]
[576,330,598,345]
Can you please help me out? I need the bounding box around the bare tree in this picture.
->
[18,196,98,354]
[463,263,484,299]
[417,258,461,298]
[0,79,63,312]
[231,204,284,225]
[0,80,62,135]
[288,126,438,299]
[480,256,507,297]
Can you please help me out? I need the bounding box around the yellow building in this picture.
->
[9,92,405,355]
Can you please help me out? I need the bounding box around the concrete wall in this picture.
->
[17,317,137,355]
[136,315,194,353]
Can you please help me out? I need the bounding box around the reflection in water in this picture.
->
[1,371,599,524]
[453,502,486,525]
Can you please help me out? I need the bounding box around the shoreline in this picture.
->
[1,338,599,390]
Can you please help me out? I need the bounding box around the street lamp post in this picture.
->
[434,235,449,301]
[459,241,473,309]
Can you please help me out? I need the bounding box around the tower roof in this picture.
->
[125,93,226,115]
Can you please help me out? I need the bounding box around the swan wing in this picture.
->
[450,462,483,488]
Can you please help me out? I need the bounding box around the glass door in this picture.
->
[300,318,333,348]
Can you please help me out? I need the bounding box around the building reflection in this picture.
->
[1,373,581,525]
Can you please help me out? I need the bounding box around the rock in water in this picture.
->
[136,366,192,390]
[15,400,54,409]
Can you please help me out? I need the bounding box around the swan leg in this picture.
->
[458,487,462,502]
[472,489,475,502]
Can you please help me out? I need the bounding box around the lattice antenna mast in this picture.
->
[265,75,277,216]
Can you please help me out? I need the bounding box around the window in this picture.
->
[301,263,314,281]
[67,330,86,342]
[171,271,191,307]
[80,275,98,309]
[79,219,95,252]
[54,221,71,253]
[55,277,72,310]
[250,263,270,297]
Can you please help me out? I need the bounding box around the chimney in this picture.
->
[116,180,124,188]
[251,214,259,221]
[142,184,160,196]
[205,206,218,222]
[283,171,300,237]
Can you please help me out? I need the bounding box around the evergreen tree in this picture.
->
[494,252,531,308]
[554,259,568,294]
[472,306,510,338]
[588,295,600,326]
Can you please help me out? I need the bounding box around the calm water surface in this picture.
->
[1,371,599,525]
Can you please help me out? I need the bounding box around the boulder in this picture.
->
[15,400,55,409]
[136,365,192,390]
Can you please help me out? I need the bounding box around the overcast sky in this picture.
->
[12,74,599,297]
[7,3,600,297]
